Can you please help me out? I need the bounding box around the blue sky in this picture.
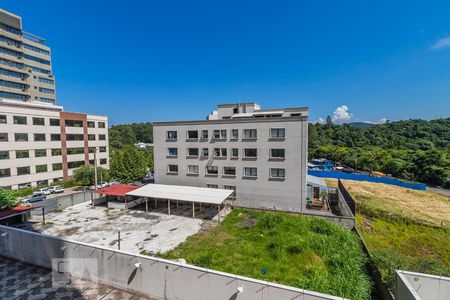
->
[3,0,450,124]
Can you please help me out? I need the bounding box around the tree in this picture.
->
[73,165,110,186]
[325,115,333,126]
[0,189,19,210]
[110,146,147,183]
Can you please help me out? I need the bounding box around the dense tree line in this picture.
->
[309,118,450,187]
[109,122,153,151]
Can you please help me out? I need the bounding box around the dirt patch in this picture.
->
[340,180,450,227]
[59,226,81,236]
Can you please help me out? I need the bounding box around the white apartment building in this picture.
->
[0,100,109,190]
[0,9,109,190]
[153,103,308,212]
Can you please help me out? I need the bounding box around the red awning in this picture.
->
[93,184,139,197]
[0,205,42,219]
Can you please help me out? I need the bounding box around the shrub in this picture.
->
[0,189,19,210]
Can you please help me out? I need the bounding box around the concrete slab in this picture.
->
[28,201,218,255]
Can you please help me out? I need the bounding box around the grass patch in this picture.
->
[335,180,450,290]
[160,209,371,299]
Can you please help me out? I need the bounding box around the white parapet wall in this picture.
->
[0,225,346,300]
[395,270,450,300]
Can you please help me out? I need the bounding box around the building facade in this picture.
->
[0,9,109,190]
[0,9,56,105]
[0,100,109,190]
[153,103,308,212]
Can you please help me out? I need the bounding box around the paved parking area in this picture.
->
[28,201,219,255]
[0,256,154,300]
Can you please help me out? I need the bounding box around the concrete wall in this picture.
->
[153,116,308,213]
[0,225,346,300]
[395,270,450,300]
[31,190,90,215]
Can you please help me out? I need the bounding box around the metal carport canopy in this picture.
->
[125,184,234,204]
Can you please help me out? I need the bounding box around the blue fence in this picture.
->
[308,170,427,191]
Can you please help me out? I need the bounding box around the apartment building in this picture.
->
[0,9,56,105]
[153,103,308,212]
[0,100,109,190]
[0,9,109,190]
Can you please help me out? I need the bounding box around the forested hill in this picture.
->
[109,122,153,151]
[309,118,450,150]
[309,118,450,187]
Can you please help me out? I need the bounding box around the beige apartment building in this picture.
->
[0,9,109,190]
[153,103,308,212]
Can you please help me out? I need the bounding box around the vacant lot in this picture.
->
[29,201,209,255]
[328,179,450,290]
[160,208,371,300]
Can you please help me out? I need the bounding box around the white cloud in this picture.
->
[332,105,353,123]
[314,117,326,124]
[430,37,450,50]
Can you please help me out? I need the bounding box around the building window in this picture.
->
[270,149,285,158]
[51,134,61,141]
[100,158,107,165]
[201,148,209,157]
[52,163,62,171]
[66,134,84,141]
[88,147,96,153]
[0,168,11,178]
[213,129,227,139]
[167,148,178,157]
[36,164,48,173]
[167,131,177,140]
[0,115,6,124]
[68,161,85,169]
[87,121,95,128]
[99,134,106,141]
[98,122,106,128]
[207,184,219,189]
[0,91,28,100]
[214,148,227,157]
[99,146,107,153]
[35,149,47,157]
[24,54,51,65]
[244,167,257,177]
[13,116,27,125]
[67,147,84,155]
[201,130,208,139]
[16,150,29,159]
[23,43,50,55]
[38,77,54,84]
[271,168,286,178]
[15,133,28,142]
[39,97,55,104]
[188,165,199,175]
[244,148,257,158]
[34,133,46,141]
[168,164,178,173]
[50,118,60,126]
[231,129,239,139]
[223,185,236,191]
[187,130,199,139]
[231,148,239,158]
[243,129,257,139]
[0,151,9,160]
[51,149,61,156]
[32,117,45,126]
[270,128,285,138]
[188,148,199,157]
[0,133,8,142]
[223,167,236,176]
[206,166,219,175]
[17,166,31,176]
[88,134,96,141]
[65,120,83,127]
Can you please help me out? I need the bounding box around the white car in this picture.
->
[49,186,64,194]
[35,188,51,195]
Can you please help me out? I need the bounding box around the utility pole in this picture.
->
[94,147,98,190]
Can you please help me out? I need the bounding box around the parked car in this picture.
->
[22,192,46,203]
[49,185,64,194]
[108,180,120,186]
[35,188,51,195]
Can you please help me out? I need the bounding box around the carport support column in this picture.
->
[168,199,171,215]
[192,202,195,218]
[155,198,157,208]
[218,204,221,223]
[145,197,148,212]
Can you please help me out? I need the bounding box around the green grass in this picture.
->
[357,214,450,290]
[159,209,371,299]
